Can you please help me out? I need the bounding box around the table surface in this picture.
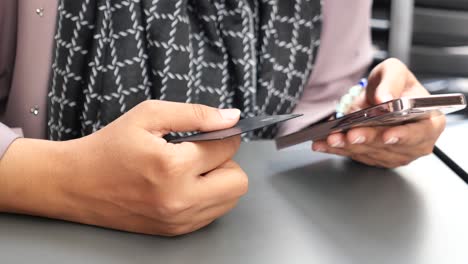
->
[1,138,468,264]
[436,117,468,173]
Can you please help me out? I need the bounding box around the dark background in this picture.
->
[371,0,468,117]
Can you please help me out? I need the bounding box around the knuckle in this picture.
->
[350,154,360,161]
[149,156,172,178]
[350,155,366,164]
[395,158,412,168]
[384,162,399,169]
[431,115,447,134]
[162,154,180,173]
[135,100,165,121]
[385,57,405,68]
[401,159,412,167]
[163,224,189,237]
[352,155,378,167]
[438,116,447,133]
[421,145,434,156]
[412,144,434,157]
[157,197,190,219]
[347,146,367,155]
[153,145,184,175]
[139,99,159,113]
[237,171,249,196]
[227,161,249,196]
[191,104,209,122]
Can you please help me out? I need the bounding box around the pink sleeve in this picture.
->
[278,69,368,136]
[278,0,373,136]
[0,0,17,106]
[0,123,21,160]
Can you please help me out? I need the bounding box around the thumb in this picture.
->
[366,58,408,105]
[134,100,241,134]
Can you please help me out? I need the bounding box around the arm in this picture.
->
[0,137,69,216]
[0,101,248,236]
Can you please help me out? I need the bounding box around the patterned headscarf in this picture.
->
[48,0,322,140]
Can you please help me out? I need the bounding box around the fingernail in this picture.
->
[219,109,241,120]
[314,147,327,152]
[385,137,399,145]
[331,141,345,148]
[352,136,366,145]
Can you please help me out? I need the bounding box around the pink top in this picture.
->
[0,0,373,159]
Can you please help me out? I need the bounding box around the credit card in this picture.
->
[170,114,302,143]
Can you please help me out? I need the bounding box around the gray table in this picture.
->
[1,141,468,264]
[436,117,468,173]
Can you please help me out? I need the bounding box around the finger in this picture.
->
[171,136,241,175]
[340,137,418,167]
[314,142,415,168]
[381,115,446,147]
[195,160,248,206]
[326,133,347,148]
[349,92,370,112]
[366,58,411,104]
[133,100,241,135]
[341,143,381,156]
[345,126,385,146]
[159,218,214,237]
[319,144,380,160]
[324,147,411,168]
[314,144,353,157]
[312,138,350,152]
[182,219,214,236]
[197,199,239,223]
[348,154,380,167]
[161,197,239,228]
[312,140,328,152]
[313,143,380,167]
[351,148,414,168]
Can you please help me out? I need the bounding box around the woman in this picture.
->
[0,0,444,236]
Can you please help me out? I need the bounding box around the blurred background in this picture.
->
[371,0,468,117]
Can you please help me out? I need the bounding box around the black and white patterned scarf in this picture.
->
[48,0,322,140]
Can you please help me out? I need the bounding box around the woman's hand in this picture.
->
[312,58,446,168]
[0,101,248,236]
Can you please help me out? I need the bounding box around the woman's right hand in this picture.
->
[0,101,248,236]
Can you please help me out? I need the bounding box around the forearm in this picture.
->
[0,138,73,219]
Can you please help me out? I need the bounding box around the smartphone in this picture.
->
[275,93,467,149]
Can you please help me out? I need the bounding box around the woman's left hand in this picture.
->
[312,58,446,168]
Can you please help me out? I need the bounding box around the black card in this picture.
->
[170,114,302,143]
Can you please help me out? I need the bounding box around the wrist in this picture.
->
[0,138,75,219]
